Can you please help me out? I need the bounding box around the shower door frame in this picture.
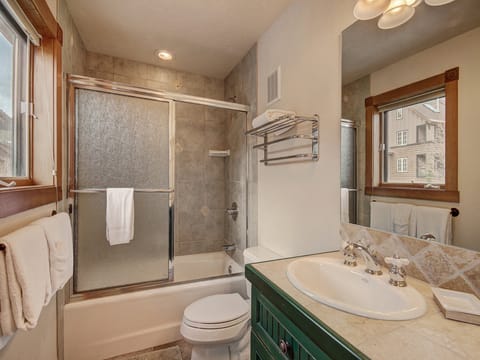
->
[66,74,250,302]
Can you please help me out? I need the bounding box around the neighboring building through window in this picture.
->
[0,5,29,179]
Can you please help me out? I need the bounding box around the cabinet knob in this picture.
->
[279,339,291,355]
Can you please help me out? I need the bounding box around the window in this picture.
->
[396,130,408,146]
[365,68,459,202]
[397,158,408,173]
[416,124,426,143]
[396,108,403,120]
[416,154,426,178]
[0,5,29,180]
[0,0,63,218]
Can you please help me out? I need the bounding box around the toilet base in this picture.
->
[190,328,250,360]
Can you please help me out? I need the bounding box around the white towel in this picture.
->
[252,109,296,135]
[32,213,73,298]
[106,188,134,245]
[340,188,350,223]
[392,203,416,236]
[0,251,15,336]
[416,206,452,244]
[370,201,393,232]
[0,225,52,331]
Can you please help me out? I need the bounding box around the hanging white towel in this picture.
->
[32,213,73,299]
[340,188,350,223]
[106,188,134,245]
[370,201,393,232]
[416,206,452,244]
[0,225,52,332]
[252,109,296,135]
[392,203,416,236]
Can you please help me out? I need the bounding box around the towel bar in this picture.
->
[71,188,174,194]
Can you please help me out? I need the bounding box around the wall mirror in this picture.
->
[341,0,480,252]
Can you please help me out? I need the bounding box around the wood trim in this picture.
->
[365,187,459,202]
[16,0,58,39]
[365,68,459,202]
[0,186,58,218]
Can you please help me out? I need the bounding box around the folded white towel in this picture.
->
[416,206,452,244]
[0,252,15,336]
[32,213,73,299]
[252,109,296,135]
[340,188,350,223]
[392,203,415,236]
[106,188,134,245]
[0,225,52,331]
[370,201,393,232]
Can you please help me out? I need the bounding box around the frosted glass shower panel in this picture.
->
[74,89,171,292]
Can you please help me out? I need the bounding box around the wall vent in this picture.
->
[267,67,281,106]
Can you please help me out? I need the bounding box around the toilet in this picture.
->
[180,246,281,360]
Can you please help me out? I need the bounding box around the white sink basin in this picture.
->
[287,256,426,320]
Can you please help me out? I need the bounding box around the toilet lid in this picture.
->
[184,293,249,325]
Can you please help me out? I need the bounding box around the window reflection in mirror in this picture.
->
[341,0,480,251]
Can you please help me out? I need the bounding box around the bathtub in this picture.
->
[64,252,245,360]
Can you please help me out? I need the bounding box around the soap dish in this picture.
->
[432,287,480,325]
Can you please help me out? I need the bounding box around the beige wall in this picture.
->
[369,27,480,251]
[256,0,354,256]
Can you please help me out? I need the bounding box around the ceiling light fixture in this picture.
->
[353,0,456,29]
[156,50,173,61]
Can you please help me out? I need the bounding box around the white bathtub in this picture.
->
[174,251,243,282]
[64,253,245,360]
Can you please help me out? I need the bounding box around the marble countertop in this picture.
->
[251,251,480,360]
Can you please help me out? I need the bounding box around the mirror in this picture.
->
[341,0,480,252]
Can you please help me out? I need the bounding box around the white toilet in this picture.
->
[180,246,281,360]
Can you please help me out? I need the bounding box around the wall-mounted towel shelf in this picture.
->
[245,114,319,165]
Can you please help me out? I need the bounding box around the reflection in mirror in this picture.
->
[341,0,480,251]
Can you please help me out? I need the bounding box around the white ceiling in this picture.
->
[65,0,294,79]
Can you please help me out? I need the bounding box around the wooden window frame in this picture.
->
[0,0,63,218]
[365,67,459,202]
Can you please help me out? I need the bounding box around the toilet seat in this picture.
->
[183,293,249,328]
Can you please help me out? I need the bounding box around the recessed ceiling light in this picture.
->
[156,50,173,61]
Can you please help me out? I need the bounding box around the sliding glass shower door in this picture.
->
[73,88,173,292]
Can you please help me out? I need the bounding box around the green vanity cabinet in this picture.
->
[246,264,368,360]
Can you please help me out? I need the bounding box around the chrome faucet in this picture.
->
[343,241,382,275]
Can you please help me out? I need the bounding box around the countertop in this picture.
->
[250,251,480,360]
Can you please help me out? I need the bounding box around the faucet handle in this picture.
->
[342,242,357,267]
[385,255,409,287]
[384,256,409,267]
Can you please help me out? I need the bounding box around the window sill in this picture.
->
[365,186,459,202]
[0,185,60,218]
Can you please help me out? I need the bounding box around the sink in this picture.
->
[286,256,426,320]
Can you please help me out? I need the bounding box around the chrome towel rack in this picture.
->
[246,114,319,165]
[71,188,174,194]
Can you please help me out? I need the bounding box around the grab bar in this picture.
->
[71,188,174,194]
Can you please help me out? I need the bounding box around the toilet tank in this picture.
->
[243,247,282,299]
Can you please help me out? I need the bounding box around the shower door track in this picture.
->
[66,74,249,303]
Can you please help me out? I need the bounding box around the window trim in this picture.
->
[0,0,62,218]
[365,67,459,202]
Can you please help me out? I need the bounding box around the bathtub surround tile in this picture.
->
[341,223,480,296]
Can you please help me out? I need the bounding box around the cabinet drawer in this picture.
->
[252,289,330,360]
